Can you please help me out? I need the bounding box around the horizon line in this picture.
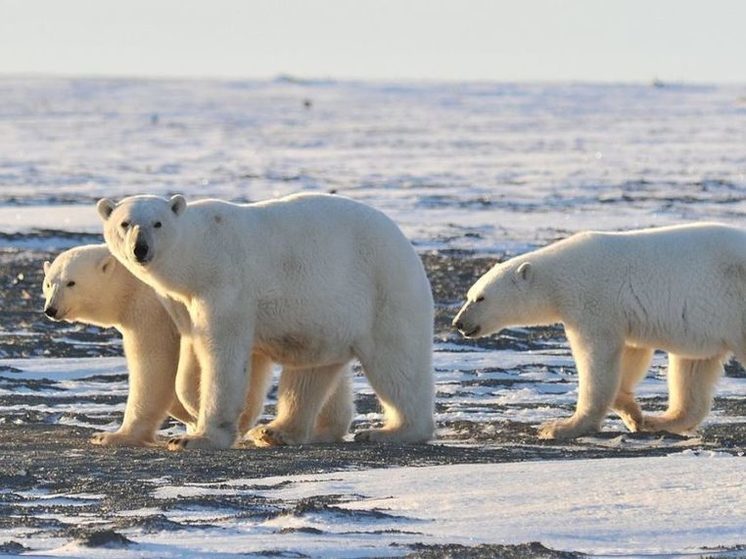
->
[2,71,745,88]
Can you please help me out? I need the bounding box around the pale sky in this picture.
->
[1,0,745,83]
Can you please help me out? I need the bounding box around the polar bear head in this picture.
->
[42,244,118,325]
[452,259,541,338]
[97,195,187,269]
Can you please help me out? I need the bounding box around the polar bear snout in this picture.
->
[455,321,482,338]
[134,240,150,263]
[132,230,152,264]
[452,304,482,338]
[44,305,58,319]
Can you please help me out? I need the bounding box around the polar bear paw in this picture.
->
[247,424,307,447]
[538,417,596,440]
[354,426,432,444]
[166,434,231,451]
[90,431,155,447]
[617,412,643,433]
[640,414,695,436]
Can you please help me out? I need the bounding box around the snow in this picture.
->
[16,455,746,558]
[0,357,125,381]
[243,454,746,556]
[2,78,746,254]
[0,205,101,235]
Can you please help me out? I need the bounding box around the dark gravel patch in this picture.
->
[402,541,585,559]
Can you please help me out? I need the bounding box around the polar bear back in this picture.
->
[540,223,746,356]
[171,193,429,304]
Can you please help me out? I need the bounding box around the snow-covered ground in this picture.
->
[2,78,746,254]
[161,454,745,558]
[0,455,739,558]
[1,77,745,557]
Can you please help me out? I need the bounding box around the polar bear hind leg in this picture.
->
[248,362,347,447]
[238,352,275,434]
[353,330,435,443]
[167,398,195,428]
[642,354,724,434]
[539,327,625,439]
[612,346,654,432]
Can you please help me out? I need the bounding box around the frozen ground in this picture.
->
[0,77,745,557]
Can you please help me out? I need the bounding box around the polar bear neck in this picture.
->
[514,260,564,328]
[507,248,575,328]
[104,262,156,331]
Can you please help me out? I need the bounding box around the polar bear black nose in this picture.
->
[44,306,57,318]
[134,242,149,262]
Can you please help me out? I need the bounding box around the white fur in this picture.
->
[42,245,188,446]
[97,193,434,450]
[44,244,353,447]
[453,223,743,439]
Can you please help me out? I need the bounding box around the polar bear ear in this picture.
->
[97,198,116,221]
[43,261,51,275]
[99,254,115,275]
[515,262,533,283]
[169,195,187,216]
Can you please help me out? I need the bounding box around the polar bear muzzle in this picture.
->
[452,302,482,338]
[133,231,151,264]
[44,305,59,319]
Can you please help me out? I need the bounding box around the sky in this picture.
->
[1,0,745,83]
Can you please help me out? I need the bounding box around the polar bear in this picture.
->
[96,193,434,450]
[43,244,195,446]
[43,244,354,446]
[453,223,745,439]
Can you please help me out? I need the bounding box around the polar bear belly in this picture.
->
[253,333,354,368]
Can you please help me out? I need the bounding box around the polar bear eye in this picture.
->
[154,221,162,229]
[67,281,76,287]
[120,221,130,229]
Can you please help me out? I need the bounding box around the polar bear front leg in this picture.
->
[539,327,624,440]
[92,332,178,447]
[248,363,346,447]
[168,306,254,451]
[611,346,654,432]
